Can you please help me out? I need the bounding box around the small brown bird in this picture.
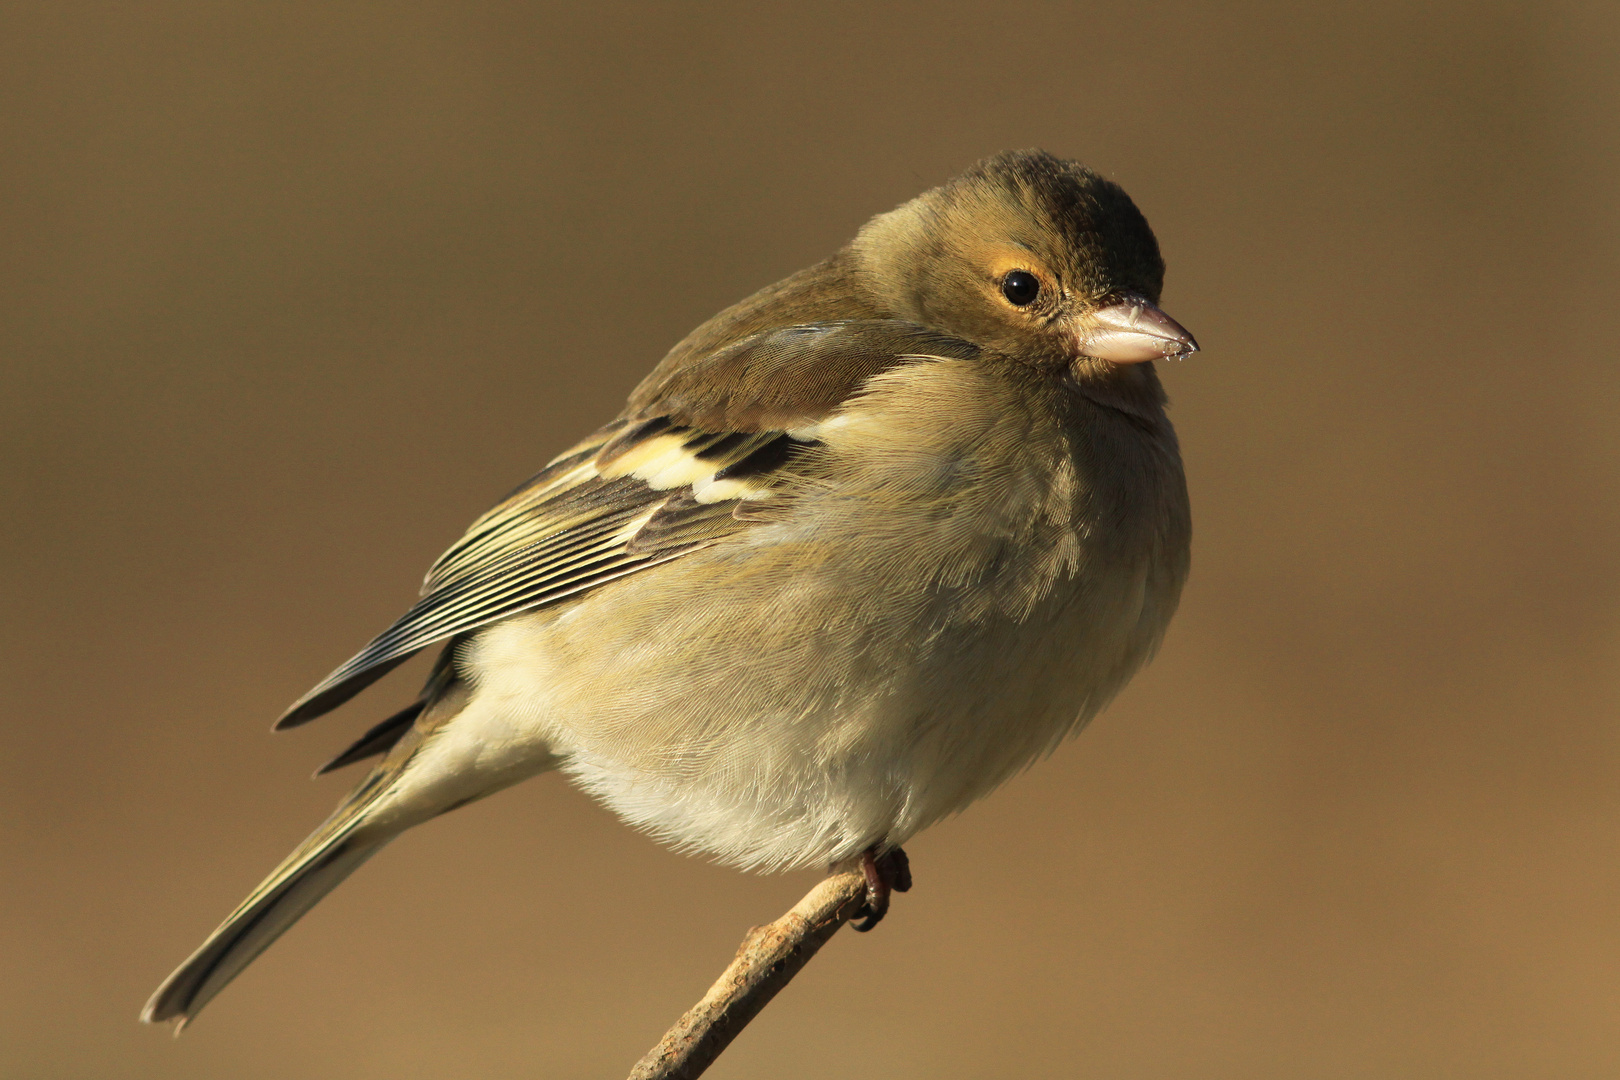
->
[143,149,1196,1029]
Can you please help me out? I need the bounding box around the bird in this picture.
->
[142,148,1197,1030]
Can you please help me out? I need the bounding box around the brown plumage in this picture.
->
[144,149,1197,1029]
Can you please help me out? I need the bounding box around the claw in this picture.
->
[851,846,911,932]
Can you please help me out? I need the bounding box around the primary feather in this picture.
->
[144,150,1194,1030]
[274,320,966,730]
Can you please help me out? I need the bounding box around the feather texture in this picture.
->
[273,322,971,729]
[146,151,1197,1031]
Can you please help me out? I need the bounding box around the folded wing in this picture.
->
[274,320,979,730]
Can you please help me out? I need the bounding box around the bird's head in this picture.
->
[851,150,1196,386]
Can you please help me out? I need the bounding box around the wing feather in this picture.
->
[275,320,979,730]
[275,429,795,728]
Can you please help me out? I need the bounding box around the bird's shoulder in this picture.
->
[275,318,984,729]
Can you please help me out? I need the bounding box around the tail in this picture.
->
[140,786,395,1031]
[141,670,542,1029]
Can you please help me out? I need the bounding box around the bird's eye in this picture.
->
[1001,270,1040,306]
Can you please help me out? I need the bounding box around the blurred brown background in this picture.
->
[2,2,1617,1077]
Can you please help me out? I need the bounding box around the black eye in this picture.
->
[1001,270,1040,306]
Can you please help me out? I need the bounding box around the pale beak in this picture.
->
[1075,294,1199,364]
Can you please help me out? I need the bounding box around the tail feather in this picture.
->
[142,666,494,1029]
[314,699,425,776]
[141,809,390,1029]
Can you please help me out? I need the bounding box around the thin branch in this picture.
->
[627,870,870,1080]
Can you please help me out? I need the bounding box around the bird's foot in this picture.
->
[851,845,911,933]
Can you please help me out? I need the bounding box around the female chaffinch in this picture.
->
[145,148,1197,1028]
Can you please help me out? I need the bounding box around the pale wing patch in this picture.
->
[599,428,786,500]
[691,475,770,504]
[596,432,700,485]
[274,324,971,731]
[275,420,813,729]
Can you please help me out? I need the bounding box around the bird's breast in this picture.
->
[466,356,1189,871]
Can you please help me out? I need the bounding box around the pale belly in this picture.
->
[443,359,1187,871]
[459,523,1168,872]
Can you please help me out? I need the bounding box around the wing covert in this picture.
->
[274,320,980,729]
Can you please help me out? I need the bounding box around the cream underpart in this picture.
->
[365,693,559,831]
[383,357,1187,873]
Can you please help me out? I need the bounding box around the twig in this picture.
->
[627,870,870,1080]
